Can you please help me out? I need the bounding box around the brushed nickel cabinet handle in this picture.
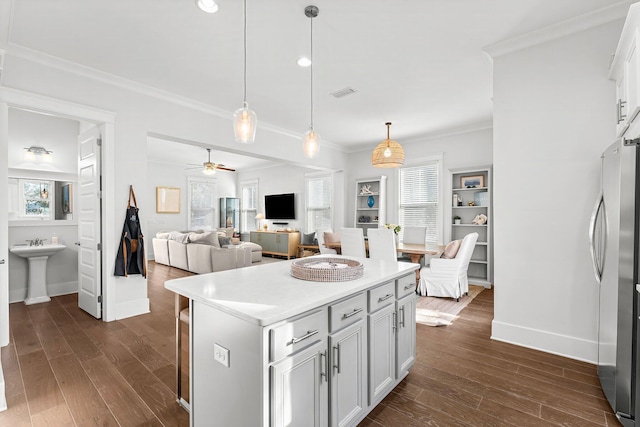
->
[290,329,319,345]
[378,293,394,302]
[342,308,363,319]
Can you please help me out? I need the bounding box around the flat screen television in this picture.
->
[265,193,295,220]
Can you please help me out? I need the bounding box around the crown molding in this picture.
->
[483,1,633,59]
[348,120,493,154]
[4,43,347,149]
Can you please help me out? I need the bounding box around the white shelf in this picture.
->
[355,177,386,237]
[450,166,493,288]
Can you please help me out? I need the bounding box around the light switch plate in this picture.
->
[214,343,230,367]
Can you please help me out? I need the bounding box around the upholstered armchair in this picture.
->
[418,232,478,300]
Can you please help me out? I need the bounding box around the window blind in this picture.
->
[398,162,440,243]
[305,174,332,233]
[240,180,258,231]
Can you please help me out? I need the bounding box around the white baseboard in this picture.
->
[9,281,78,304]
[491,319,597,364]
[115,298,150,320]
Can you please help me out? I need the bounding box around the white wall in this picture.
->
[491,20,622,362]
[346,127,493,244]
[237,164,320,232]
[146,158,237,259]
[1,53,350,320]
[7,109,79,302]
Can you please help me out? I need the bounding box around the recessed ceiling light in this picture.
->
[197,0,219,13]
[297,57,311,67]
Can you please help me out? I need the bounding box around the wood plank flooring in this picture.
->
[0,261,620,426]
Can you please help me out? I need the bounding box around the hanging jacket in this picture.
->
[115,186,146,277]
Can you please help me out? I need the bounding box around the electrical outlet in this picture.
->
[214,343,230,367]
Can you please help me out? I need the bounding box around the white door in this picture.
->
[77,126,102,318]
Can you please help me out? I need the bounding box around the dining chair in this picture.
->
[315,228,338,255]
[367,228,397,262]
[398,225,427,264]
[418,232,478,300]
[339,227,366,258]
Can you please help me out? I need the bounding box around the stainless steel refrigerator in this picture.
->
[590,138,639,426]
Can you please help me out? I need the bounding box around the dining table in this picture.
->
[323,240,443,290]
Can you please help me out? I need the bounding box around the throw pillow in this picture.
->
[324,232,340,244]
[441,239,462,259]
[218,236,232,247]
[301,232,315,245]
[169,231,190,244]
[156,232,171,239]
[189,231,220,247]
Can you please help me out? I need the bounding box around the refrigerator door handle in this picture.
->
[589,192,605,283]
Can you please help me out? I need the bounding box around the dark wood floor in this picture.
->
[0,261,619,426]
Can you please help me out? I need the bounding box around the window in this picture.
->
[187,177,217,231]
[240,180,258,231]
[9,178,52,219]
[305,173,332,233]
[398,159,442,243]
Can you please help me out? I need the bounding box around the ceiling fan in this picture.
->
[185,148,236,175]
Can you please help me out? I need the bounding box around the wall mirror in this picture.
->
[8,177,75,222]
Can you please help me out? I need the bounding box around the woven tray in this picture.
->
[291,257,364,282]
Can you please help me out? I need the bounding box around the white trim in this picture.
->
[491,320,597,363]
[484,1,633,58]
[4,44,349,149]
[115,297,150,320]
[0,87,118,321]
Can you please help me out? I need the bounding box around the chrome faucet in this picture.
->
[27,238,47,246]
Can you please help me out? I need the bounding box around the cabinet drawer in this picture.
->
[329,292,366,333]
[368,281,395,313]
[270,309,327,362]
[396,274,416,299]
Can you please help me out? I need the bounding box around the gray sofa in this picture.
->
[152,231,262,274]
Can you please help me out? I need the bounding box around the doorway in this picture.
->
[0,88,116,347]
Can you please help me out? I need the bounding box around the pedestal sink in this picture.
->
[10,244,66,305]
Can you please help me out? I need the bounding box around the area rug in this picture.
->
[416,285,484,327]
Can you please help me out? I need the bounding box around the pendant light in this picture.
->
[233,0,257,143]
[303,5,320,158]
[372,122,404,168]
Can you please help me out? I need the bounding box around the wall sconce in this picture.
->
[24,146,53,162]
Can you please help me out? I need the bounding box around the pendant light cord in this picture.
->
[310,14,314,129]
[243,0,247,107]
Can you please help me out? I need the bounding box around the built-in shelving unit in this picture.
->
[354,176,387,237]
[451,166,493,287]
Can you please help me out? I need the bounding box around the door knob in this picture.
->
[0,259,5,264]
[75,242,81,246]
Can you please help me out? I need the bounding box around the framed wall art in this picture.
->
[156,186,181,213]
[460,175,485,188]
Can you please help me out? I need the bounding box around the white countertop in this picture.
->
[165,255,419,327]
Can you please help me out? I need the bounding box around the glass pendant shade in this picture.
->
[233,104,257,143]
[303,128,320,158]
[372,122,404,168]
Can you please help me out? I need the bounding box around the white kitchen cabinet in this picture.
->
[271,340,328,427]
[166,259,418,427]
[329,319,366,427]
[610,5,640,139]
[396,293,417,377]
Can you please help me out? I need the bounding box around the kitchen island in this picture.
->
[165,255,419,426]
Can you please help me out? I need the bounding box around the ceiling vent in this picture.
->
[330,87,357,98]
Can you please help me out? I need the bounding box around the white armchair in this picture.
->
[418,232,478,300]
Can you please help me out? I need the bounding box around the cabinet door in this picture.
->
[329,319,366,427]
[275,234,288,254]
[271,341,328,427]
[367,304,395,404]
[396,294,417,377]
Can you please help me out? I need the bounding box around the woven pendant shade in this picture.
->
[372,122,404,168]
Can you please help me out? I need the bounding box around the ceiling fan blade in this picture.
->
[184,166,201,170]
[215,166,236,172]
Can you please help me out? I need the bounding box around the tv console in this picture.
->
[250,231,300,260]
